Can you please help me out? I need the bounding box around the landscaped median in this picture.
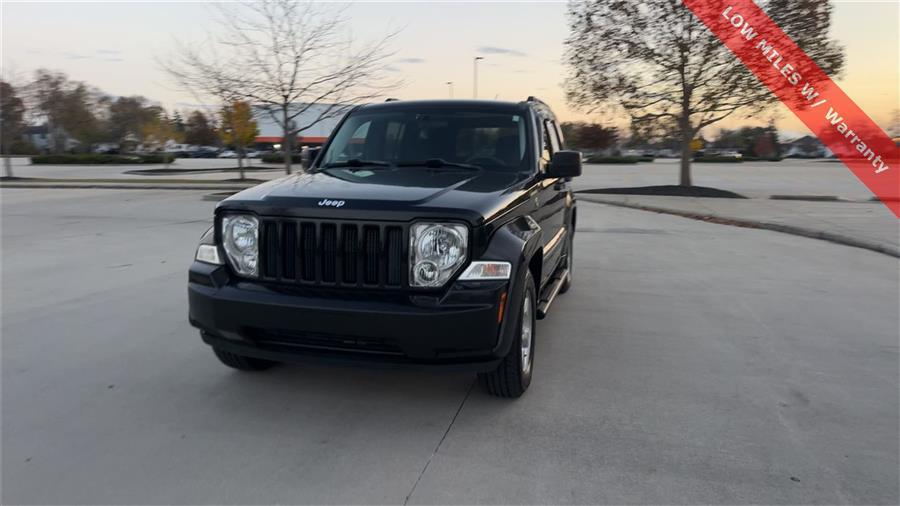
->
[584,156,654,164]
[0,177,258,192]
[30,154,176,164]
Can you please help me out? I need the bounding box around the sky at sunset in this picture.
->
[2,1,898,140]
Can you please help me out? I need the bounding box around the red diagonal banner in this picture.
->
[682,0,900,217]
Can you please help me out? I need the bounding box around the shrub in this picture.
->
[10,141,38,155]
[137,154,176,164]
[741,156,783,162]
[693,156,743,163]
[584,156,641,164]
[30,154,174,165]
[261,153,302,164]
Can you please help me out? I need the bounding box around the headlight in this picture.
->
[222,214,258,276]
[409,223,468,287]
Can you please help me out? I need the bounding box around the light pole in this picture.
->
[473,56,484,98]
[446,81,454,98]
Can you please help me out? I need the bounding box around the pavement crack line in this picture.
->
[403,379,476,505]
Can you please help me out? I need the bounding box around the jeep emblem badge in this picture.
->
[317,199,346,208]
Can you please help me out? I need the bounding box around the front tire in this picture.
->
[212,347,277,371]
[479,271,536,398]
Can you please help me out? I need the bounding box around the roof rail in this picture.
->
[384,98,400,102]
[525,96,549,107]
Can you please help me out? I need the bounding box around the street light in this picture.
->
[446,81,454,98]
[473,56,484,98]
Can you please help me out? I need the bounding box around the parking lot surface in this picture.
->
[2,188,898,504]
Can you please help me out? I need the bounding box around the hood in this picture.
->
[219,168,529,224]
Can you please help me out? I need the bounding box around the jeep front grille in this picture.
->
[258,218,406,288]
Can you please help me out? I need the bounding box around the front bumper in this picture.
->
[188,262,517,371]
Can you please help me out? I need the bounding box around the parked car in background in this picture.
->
[701,148,743,160]
[191,147,221,158]
[92,143,119,155]
[718,150,743,159]
[217,150,238,158]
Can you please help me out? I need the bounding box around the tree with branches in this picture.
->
[565,0,843,186]
[161,0,398,174]
[184,110,218,146]
[1,81,26,177]
[220,101,259,180]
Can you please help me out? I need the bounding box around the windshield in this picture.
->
[319,108,531,172]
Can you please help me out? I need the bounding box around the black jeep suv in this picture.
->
[188,97,581,397]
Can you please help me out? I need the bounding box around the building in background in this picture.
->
[252,103,345,150]
[782,135,826,158]
[22,125,81,153]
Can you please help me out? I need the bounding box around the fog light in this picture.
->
[414,260,440,286]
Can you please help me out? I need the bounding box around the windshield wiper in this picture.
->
[321,159,392,169]
[396,158,482,171]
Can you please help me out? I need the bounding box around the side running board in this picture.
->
[536,267,568,319]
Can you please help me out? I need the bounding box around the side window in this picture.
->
[552,121,566,150]
[540,121,552,162]
[544,120,560,154]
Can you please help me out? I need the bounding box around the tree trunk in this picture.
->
[282,106,292,175]
[3,156,12,178]
[237,149,245,180]
[679,77,693,187]
[680,127,693,187]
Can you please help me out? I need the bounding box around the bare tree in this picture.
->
[565,0,843,186]
[1,81,26,177]
[161,0,399,174]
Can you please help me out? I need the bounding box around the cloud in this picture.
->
[63,52,91,60]
[96,49,122,55]
[104,58,124,63]
[477,46,528,57]
[384,65,402,73]
[513,69,533,74]
[395,57,425,64]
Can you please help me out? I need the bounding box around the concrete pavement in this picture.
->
[578,193,900,257]
[2,188,897,504]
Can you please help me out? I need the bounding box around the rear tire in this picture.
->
[212,347,277,371]
[479,271,536,398]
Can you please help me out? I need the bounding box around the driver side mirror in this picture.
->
[547,150,582,178]
[301,147,321,170]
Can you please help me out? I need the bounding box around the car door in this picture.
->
[531,115,569,288]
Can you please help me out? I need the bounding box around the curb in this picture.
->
[578,195,900,258]
[770,195,841,202]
